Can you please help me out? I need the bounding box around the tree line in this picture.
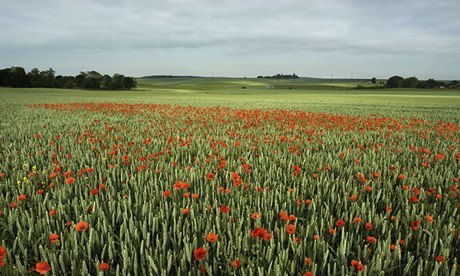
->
[356,76,459,89]
[257,73,300,79]
[0,66,136,90]
[384,76,458,89]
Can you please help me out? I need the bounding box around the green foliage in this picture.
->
[0,67,136,90]
[0,93,458,275]
[385,76,404,88]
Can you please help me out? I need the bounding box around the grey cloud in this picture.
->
[0,0,459,79]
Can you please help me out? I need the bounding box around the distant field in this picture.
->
[1,77,459,120]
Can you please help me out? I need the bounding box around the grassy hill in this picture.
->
[136,77,374,91]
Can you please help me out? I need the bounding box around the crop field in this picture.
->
[0,79,459,275]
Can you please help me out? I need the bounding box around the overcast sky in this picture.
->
[1,0,459,79]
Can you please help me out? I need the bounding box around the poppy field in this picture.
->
[0,89,459,275]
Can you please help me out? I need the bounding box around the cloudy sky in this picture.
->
[1,0,459,79]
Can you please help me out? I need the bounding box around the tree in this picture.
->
[64,78,76,89]
[0,68,12,87]
[371,77,376,84]
[101,75,112,89]
[41,68,56,88]
[75,72,88,88]
[10,67,30,87]
[385,76,404,88]
[111,74,125,90]
[28,68,45,87]
[123,77,136,90]
[425,79,440,88]
[81,71,103,89]
[449,80,459,89]
[401,77,418,88]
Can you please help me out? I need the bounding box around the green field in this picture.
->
[1,77,459,121]
[0,77,459,275]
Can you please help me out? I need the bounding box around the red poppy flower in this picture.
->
[207,173,215,180]
[49,209,56,216]
[18,194,27,201]
[351,260,360,267]
[49,233,59,243]
[436,256,444,263]
[181,208,190,215]
[411,220,420,231]
[410,195,419,203]
[294,236,301,244]
[251,212,260,220]
[425,215,433,223]
[329,228,336,235]
[206,232,218,243]
[220,205,230,213]
[251,227,272,240]
[351,260,364,271]
[90,189,99,196]
[65,177,75,185]
[353,217,363,224]
[285,224,296,235]
[75,221,88,232]
[366,236,377,244]
[335,219,346,227]
[163,190,171,198]
[173,181,187,190]
[0,246,6,258]
[279,211,288,220]
[193,247,208,261]
[305,257,313,266]
[365,222,373,231]
[99,262,110,272]
[35,261,51,275]
[231,259,241,269]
